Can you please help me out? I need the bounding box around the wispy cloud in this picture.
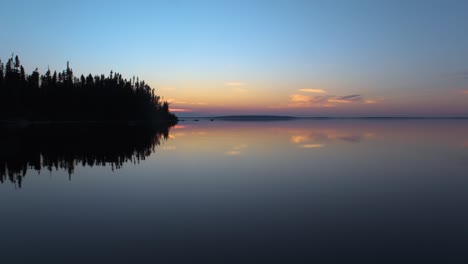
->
[225,82,245,86]
[329,94,363,103]
[288,94,333,108]
[287,93,381,108]
[290,94,314,103]
[461,90,468,94]
[170,108,192,112]
[168,99,207,105]
[298,88,326,93]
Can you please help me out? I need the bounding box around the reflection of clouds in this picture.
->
[169,132,187,139]
[300,144,324,149]
[225,144,248,156]
[169,128,207,139]
[290,129,375,148]
[291,135,309,143]
[338,135,362,143]
[225,150,242,155]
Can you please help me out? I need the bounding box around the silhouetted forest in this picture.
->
[0,124,173,188]
[0,55,177,122]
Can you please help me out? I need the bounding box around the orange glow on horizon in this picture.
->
[170,108,192,112]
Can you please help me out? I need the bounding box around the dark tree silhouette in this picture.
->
[0,55,177,123]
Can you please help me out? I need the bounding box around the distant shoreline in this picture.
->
[179,115,468,121]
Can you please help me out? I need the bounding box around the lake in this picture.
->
[1,119,468,263]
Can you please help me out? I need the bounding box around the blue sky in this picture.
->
[2,0,468,116]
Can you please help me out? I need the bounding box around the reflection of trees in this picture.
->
[0,124,173,187]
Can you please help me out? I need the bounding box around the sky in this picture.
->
[2,0,468,117]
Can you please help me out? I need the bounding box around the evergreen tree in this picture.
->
[0,55,177,123]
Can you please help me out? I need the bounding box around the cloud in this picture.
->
[298,88,326,93]
[289,94,359,107]
[168,99,207,105]
[290,94,314,103]
[170,108,192,112]
[461,90,468,95]
[225,82,245,86]
[286,93,382,108]
[290,94,329,107]
[339,94,361,100]
[288,94,331,108]
[328,94,363,104]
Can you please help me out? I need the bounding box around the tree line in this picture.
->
[0,55,177,122]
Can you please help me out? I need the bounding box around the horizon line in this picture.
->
[178,115,468,119]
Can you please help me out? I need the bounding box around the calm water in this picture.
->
[1,119,468,263]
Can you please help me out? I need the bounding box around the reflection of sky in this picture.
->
[3,119,468,261]
[289,128,372,149]
[161,119,468,161]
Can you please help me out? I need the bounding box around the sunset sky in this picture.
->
[2,0,468,117]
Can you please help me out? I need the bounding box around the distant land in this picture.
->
[179,115,468,121]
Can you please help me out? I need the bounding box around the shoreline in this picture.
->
[0,119,178,128]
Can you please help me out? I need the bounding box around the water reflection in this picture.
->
[171,120,380,156]
[0,124,173,187]
[2,119,468,262]
[289,128,371,148]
